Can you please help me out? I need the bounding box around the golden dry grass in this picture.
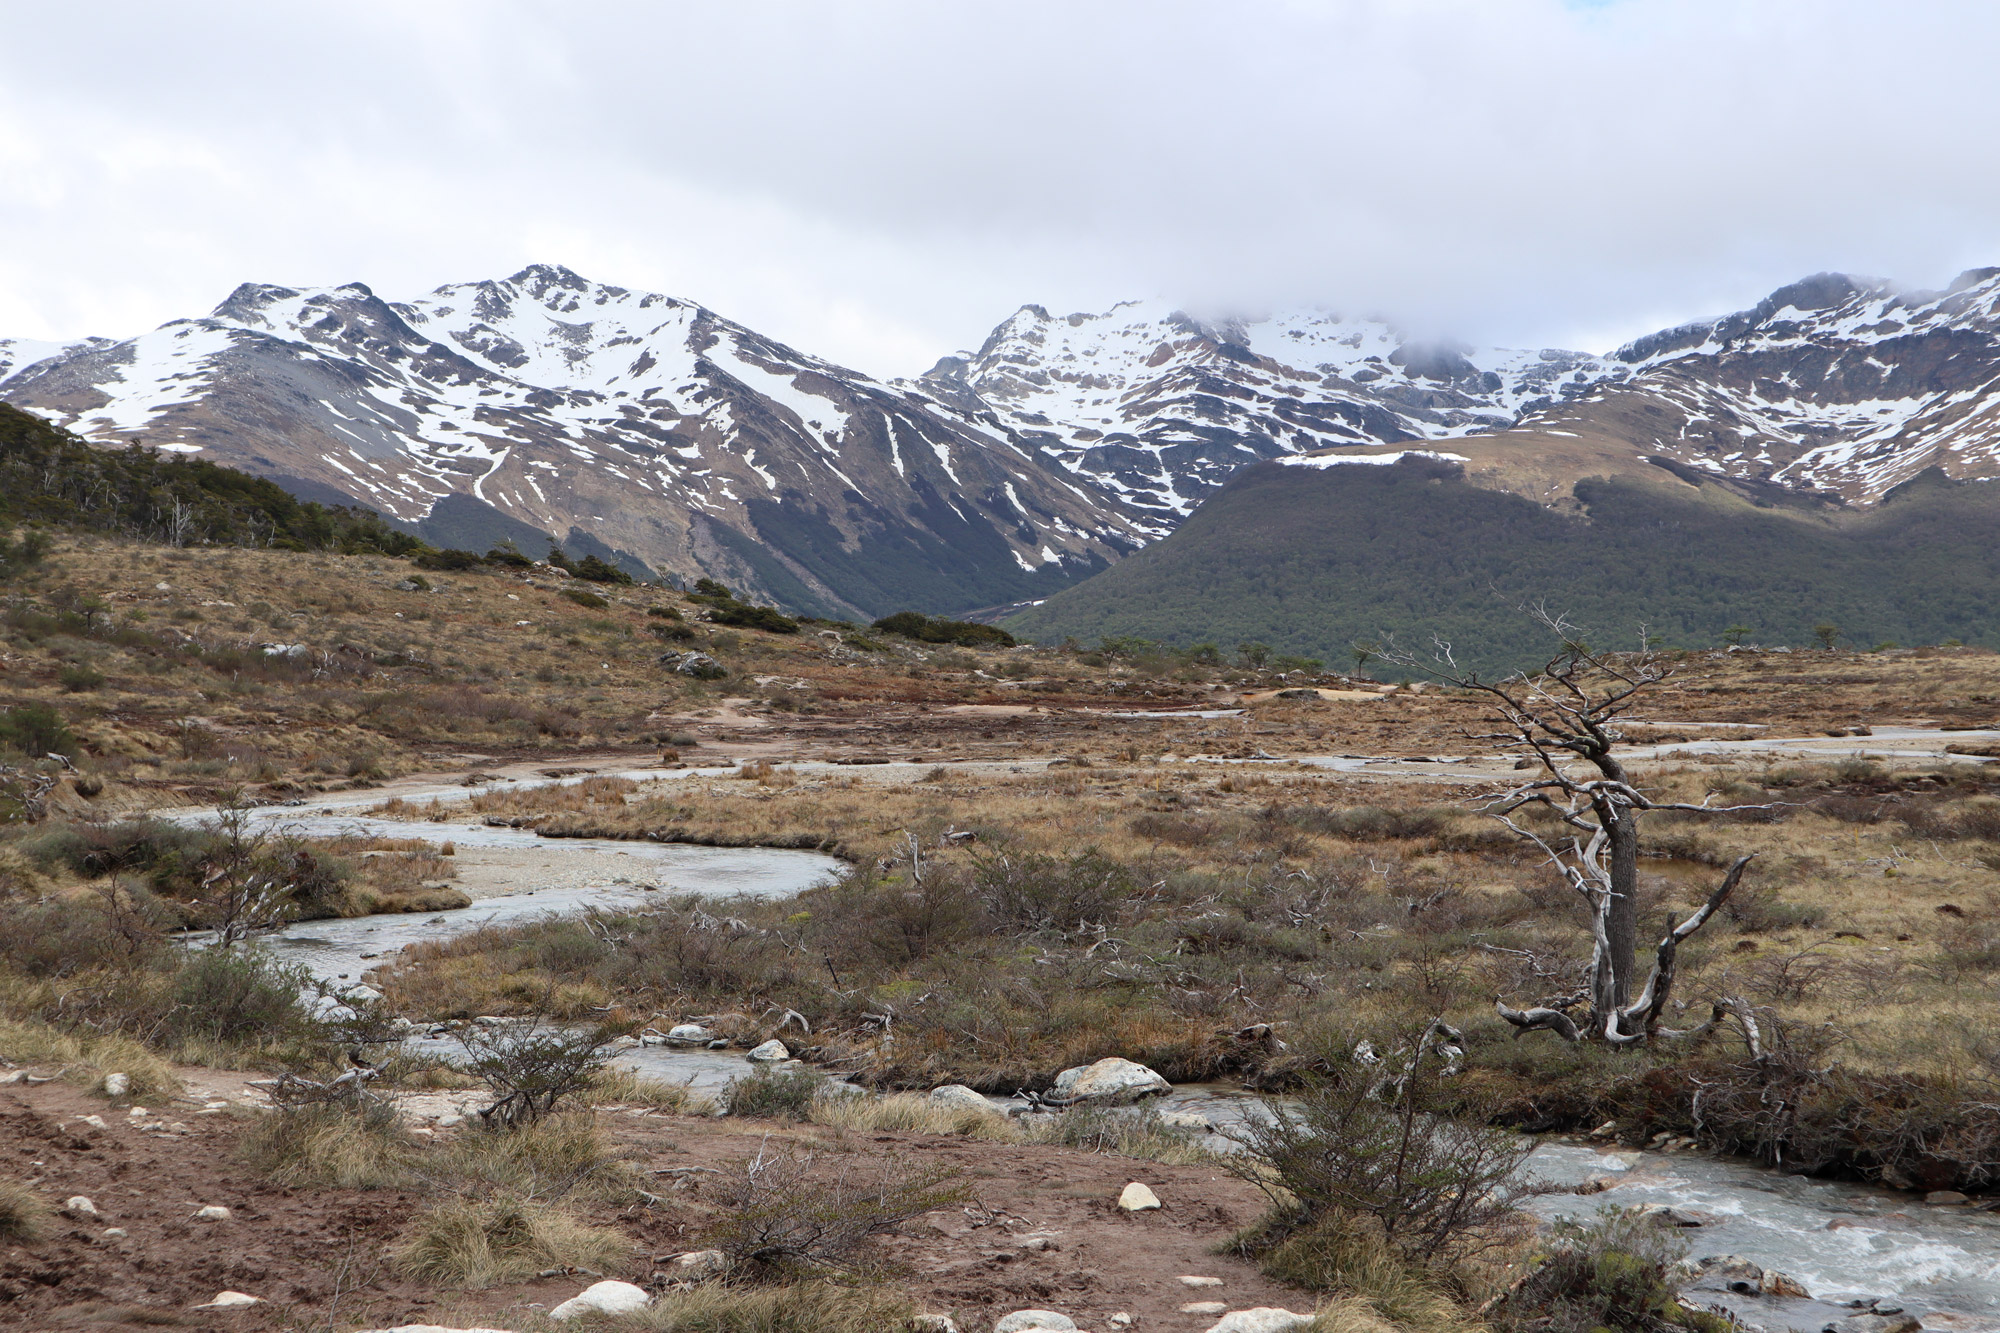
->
[238,1104,416,1189]
[392,1193,628,1289]
[0,1176,46,1242]
[0,1016,178,1099]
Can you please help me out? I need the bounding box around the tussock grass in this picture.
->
[419,1112,629,1200]
[392,1194,626,1288]
[806,1090,1015,1140]
[0,1176,46,1241]
[1243,1213,1479,1333]
[590,1066,715,1114]
[1019,1104,1214,1165]
[238,1103,415,1189]
[0,1016,177,1099]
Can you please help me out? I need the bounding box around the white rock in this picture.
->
[101,1227,127,1238]
[1110,1317,1134,1329]
[77,1114,106,1129]
[63,1196,98,1218]
[745,1038,791,1062]
[913,1317,962,1333]
[1202,1310,1316,1333]
[929,1084,993,1111]
[995,1313,1077,1333]
[194,1205,232,1221]
[550,1279,651,1321]
[1117,1181,1162,1211]
[1180,1275,1225,1287]
[102,1072,130,1097]
[669,1248,729,1281]
[667,1023,717,1045]
[1051,1056,1170,1102]
[1182,1302,1229,1315]
[192,1292,263,1308]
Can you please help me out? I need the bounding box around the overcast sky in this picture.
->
[2,1,1996,377]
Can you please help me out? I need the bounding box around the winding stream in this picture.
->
[155,738,2000,1329]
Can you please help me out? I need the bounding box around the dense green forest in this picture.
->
[1003,455,2000,673]
[0,404,421,555]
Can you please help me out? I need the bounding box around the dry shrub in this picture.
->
[238,1103,414,1189]
[392,1194,625,1288]
[1228,1059,1538,1267]
[725,1065,822,1120]
[1489,1211,1708,1333]
[0,1177,46,1241]
[701,1144,968,1278]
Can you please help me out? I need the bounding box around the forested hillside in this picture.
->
[0,403,420,556]
[1002,455,2000,672]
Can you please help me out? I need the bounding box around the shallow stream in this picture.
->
[154,744,2000,1330]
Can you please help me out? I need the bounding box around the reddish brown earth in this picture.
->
[0,1080,1306,1331]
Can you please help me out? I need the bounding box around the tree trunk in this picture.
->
[1605,807,1640,1007]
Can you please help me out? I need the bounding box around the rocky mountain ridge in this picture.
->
[5,264,1999,615]
[921,268,2000,518]
[0,266,1148,618]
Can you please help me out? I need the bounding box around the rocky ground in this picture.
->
[0,1077,1313,1332]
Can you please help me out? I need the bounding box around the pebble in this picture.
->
[1182,1301,1229,1314]
[1110,1317,1134,1329]
[102,1072,130,1097]
[192,1292,263,1308]
[912,1318,961,1333]
[550,1279,651,1320]
[100,1227,126,1238]
[1180,1275,1224,1287]
[77,1114,106,1129]
[1117,1181,1162,1211]
[194,1205,232,1221]
[62,1196,98,1218]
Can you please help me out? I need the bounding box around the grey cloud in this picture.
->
[1,0,1996,375]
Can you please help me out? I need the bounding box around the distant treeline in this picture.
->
[1004,455,2000,673]
[0,403,422,556]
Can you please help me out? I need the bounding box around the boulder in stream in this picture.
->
[666,1024,717,1046]
[929,1084,992,1111]
[1051,1056,1170,1103]
[745,1039,791,1063]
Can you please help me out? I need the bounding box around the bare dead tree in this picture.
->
[1375,609,1766,1047]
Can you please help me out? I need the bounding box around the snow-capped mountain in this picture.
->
[1581,269,2000,501]
[0,266,1150,618]
[917,300,1615,518]
[6,264,2000,617]
[924,269,2000,515]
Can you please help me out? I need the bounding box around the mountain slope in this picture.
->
[0,266,1148,618]
[926,269,2000,522]
[917,301,1611,520]
[1001,452,2000,671]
